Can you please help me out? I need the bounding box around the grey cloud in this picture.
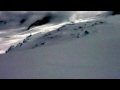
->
[0,11,112,30]
[0,11,112,21]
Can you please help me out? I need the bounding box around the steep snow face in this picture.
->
[0,15,120,79]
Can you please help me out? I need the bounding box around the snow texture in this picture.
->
[0,12,120,79]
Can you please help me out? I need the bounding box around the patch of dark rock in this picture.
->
[27,15,52,30]
[84,31,89,35]
[112,11,120,15]
[20,19,26,24]
[41,42,45,45]
[0,21,7,25]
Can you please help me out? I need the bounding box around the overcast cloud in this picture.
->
[0,11,112,21]
[0,11,113,30]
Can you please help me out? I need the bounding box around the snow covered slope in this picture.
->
[5,16,107,53]
[0,11,112,54]
[0,15,120,79]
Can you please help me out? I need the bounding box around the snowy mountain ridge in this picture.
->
[0,15,120,79]
[5,16,107,53]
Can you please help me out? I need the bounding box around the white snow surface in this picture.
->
[0,15,120,79]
